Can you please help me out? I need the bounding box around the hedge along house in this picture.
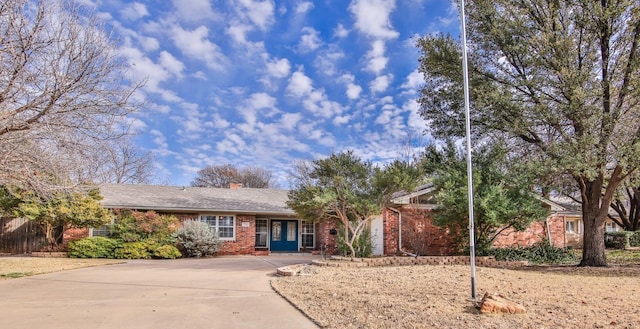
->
[71,183,319,255]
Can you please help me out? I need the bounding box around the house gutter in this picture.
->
[388,207,417,257]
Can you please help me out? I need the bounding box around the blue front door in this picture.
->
[270,220,298,252]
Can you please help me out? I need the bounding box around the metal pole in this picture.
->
[459,0,477,302]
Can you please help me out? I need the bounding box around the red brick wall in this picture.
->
[217,215,256,255]
[397,206,456,255]
[316,221,338,255]
[383,208,400,255]
[491,215,567,248]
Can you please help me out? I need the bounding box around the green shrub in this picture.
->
[605,232,629,249]
[488,240,577,264]
[153,245,182,259]
[172,220,222,257]
[336,225,373,258]
[68,237,119,258]
[114,242,151,259]
[630,231,640,247]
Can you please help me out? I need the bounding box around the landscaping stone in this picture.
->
[479,292,526,314]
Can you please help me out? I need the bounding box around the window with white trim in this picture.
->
[301,222,315,248]
[200,215,235,240]
[605,221,619,232]
[565,221,576,233]
[255,218,268,248]
[90,218,115,237]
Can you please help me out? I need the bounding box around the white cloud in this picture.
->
[314,50,344,76]
[346,83,362,99]
[235,0,275,31]
[333,115,351,125]
[334,23,349,38]
[280,112,303,128]
[124,117,148,133]
[338,73,355,84]
[295,1,314,14]
[138,36,160,52]
[286,71,314,98]
[120,2,149,21]
[370,74,393,93]
[266,58,291,78]
[226,22,254,45]
[158,51,185,79]
[211,112,231,129]
[305,128,336,147]
[349,0,399,40]
[403,99,427,132]
[118,46,181,102]
[433,3,458,30]
[172,0,222,22]
[298,27,322,53]
[170,25,228,71]
[401,69,424,91]
[239,92,279,127]
[365,40,388,74]
[150,129,174,156]
[248,92,278,111]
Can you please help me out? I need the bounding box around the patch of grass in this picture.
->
[1,272,33,279]
[606,249,640,265]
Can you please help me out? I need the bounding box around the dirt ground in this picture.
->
[271,264,640,329]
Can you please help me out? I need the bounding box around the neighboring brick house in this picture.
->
[379,184,611,256]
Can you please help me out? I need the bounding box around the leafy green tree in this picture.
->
[424,141,549,253]
[288,151,421,257]
[1,187,111,248]
[417,0,640,266]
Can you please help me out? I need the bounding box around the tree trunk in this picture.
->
[344,223,355,257]
[579,207,607,267]
[578,179,609,267]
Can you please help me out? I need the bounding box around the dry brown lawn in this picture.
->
[271,264,640,329]
[3,255,639,328]
[0,257,123,279]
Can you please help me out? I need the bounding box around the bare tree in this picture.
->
[0,0,143,196]
[191,164,276,188]
[73,138,156,185]
[240,166,276,188]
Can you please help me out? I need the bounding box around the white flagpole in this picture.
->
[459,0,477,302]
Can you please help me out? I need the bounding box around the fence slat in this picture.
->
[0,217,46,254]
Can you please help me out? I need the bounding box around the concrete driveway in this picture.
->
[0,254,320,329]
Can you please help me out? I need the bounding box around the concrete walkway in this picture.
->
[0,254,320,329]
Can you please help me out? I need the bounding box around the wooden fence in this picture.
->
[0,217,46,254]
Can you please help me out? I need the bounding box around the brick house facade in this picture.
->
[57,183,617,257]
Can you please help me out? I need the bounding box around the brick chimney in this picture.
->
[230,182,243,190]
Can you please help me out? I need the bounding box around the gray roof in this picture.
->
[99,184,294,216]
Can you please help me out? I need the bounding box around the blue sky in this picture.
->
[87,0,460,187]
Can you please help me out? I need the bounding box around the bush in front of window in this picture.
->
[172,220,223,257]
[110,210,180,244]
[68,236,118,258]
